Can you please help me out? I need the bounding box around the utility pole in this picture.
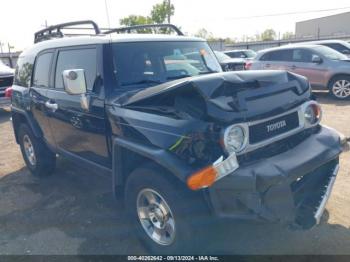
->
[7,43,13,68]
[167,0,171,24]
[0,42,3,54]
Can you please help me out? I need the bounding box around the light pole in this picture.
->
[167,0,171,24]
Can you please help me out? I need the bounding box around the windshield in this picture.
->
[314,46,348,60]
[214,51,231,62]
[112,41,221,88]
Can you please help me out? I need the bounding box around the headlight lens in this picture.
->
[223,125,247,154]
[304,103,322,126]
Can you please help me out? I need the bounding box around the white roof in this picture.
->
[20,34,205,58]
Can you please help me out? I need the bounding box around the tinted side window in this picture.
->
[260,50,292,61]
[323,43,348,53]
[55,48,96,91]
[33,52,53,88]
[292,49,313,62]
[14,56,35,87]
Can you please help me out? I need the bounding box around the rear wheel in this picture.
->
[329,76,350,100]
[18,124,56,177]
[125,165,209,254]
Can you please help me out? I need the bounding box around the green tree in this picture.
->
[194,28,213,39]
[119,15,153,33]
[282,31,295,40]
[119,15,153,27]
[260,29,276,41]
[150,0,175,24]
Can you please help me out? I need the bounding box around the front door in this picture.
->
[289,48,328,87]
[46,46,110,167]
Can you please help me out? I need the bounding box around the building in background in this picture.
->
[296,12,350,39]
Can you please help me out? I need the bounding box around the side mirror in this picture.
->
[311,55,322,64]
[342,49,350,55]
[62,69,87,95]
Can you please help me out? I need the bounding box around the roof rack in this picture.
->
[34,21,184,44]
[34,20,101,43]
[103,24,184,36]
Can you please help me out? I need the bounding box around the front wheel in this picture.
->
[329,76,350,100]
[125,165,209,254]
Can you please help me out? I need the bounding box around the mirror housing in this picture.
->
[311,55,322,64]
[63,69,87,95]
[342,49,350,55]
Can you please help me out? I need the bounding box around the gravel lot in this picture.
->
[0,92,349,255]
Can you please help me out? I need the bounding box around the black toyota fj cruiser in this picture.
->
[11,21,344,253]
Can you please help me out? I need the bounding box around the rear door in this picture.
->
[30,51,56,146]
[45,45,110,167]
[258,49,293,70]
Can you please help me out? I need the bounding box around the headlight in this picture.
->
[223,124,248,154]
[303,102,322,127]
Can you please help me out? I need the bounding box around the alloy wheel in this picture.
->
[332,80,350,99]
[136,188,176,246]
[23,134,36,166]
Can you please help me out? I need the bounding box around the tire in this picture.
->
[329,75,350,100]
[125,165,210,254]
[18,124,56,177]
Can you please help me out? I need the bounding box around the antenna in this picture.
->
[104,0,111,29]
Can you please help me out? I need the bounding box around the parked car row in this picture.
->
[0,60,14,109]
[224,39,350,99]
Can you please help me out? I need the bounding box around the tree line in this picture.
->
[119,1,295,43]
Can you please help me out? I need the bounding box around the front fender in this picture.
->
[112,137,196,191]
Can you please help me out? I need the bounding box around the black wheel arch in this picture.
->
[112,137,195,197]
[327,73,350,89]
[11,108,43,144]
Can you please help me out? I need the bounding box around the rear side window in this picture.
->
[260,50,292,62]
[14,56,34,88]
[323,43,349,53]
[55,48,97,91]
[33,52,53,88]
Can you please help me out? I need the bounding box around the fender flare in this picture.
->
[11,107,43,141]
[112,137,194,194]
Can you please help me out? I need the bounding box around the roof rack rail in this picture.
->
[103,24,184,36]
[34,20,101,43]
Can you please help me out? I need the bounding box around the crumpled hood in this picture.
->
[114,70,311,123]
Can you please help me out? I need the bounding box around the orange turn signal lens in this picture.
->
[187,166,217,191]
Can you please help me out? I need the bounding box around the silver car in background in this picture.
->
[301,40,350,58]
[248,45,350,100]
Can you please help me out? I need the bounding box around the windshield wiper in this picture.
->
[122,79,164,86]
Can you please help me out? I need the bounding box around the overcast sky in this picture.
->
[1,0,350,51]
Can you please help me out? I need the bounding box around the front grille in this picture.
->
[291,159,338,229]
[249,111,300,144]
[238,128,314,164]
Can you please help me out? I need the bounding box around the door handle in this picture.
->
[45,101,58,112]
[290,65,297,70]
[265,64,271,68]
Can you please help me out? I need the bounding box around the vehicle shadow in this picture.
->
[0,109,11,124]
[314,91,350,107]
[1,162,350,255]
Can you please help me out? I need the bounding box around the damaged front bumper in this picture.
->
[206,125,343,229]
